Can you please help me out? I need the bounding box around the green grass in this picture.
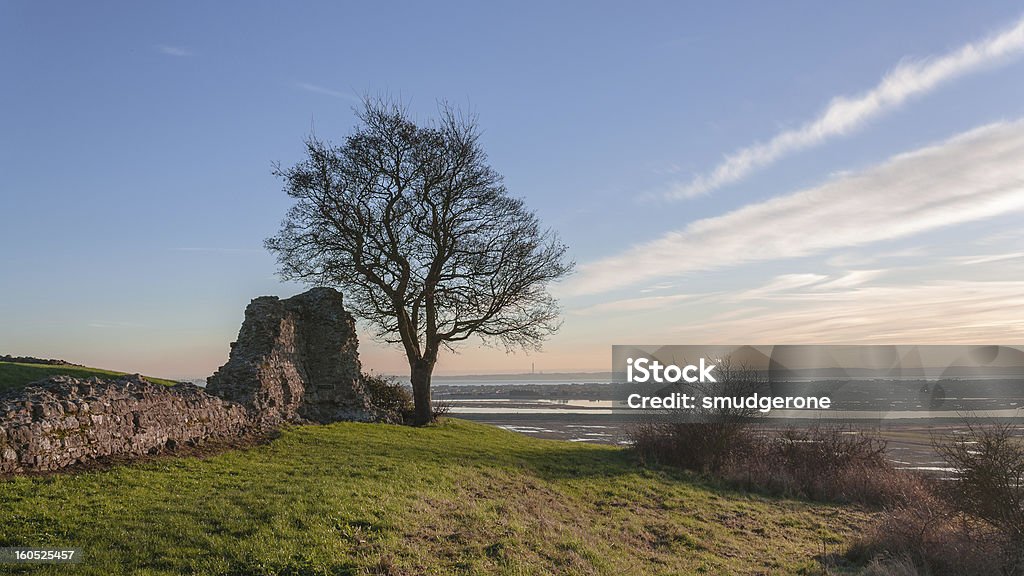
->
[0,419,869,575]
[0,362,179,392]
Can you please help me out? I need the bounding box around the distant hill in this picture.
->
[0,361,179,393]
[0,354,83,366]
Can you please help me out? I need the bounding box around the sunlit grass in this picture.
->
[0,419,869,575]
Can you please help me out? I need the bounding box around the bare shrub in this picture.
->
[935,423,1024,546]
[721,425,925,507]
[430,398,452,421]
[850,424,1024,576]
[774,425,888,471]
[628,420,754,473]
[633,419,920,506]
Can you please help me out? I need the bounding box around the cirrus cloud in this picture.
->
[567,119,1024,296]
[670,16,1024,199]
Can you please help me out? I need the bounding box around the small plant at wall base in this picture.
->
[267,97,573,425]
[361,373,414,423]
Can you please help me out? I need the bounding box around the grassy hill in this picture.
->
[0,361,179,393]
[0,419,868,575]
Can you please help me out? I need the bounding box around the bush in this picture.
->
[850,424,1024,576]
[631,421,919,507]
[935,423,1024,546]
[629,421,753,473]
[726,425,923,507]
[362,373,414,423]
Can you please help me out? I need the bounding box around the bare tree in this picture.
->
[266,98,573,424]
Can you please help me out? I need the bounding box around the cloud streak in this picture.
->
[572,293,692,315]
[566,119,1024,295]
[156,44,192,57]
[296,82,360,101]
[669,16,1024,199]
[172,247,262,253]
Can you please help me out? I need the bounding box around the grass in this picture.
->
[0,419,869,575]
[0,361,179,392]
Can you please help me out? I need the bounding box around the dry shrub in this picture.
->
[631,420,921,507]
[430,398,452,420]
[731,425,925,507]
[850,424,1024,576]
[628,420,753,473]
[936,423,1024,546]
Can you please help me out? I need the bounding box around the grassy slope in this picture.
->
[0,419,868,576]
[0,362,179,392]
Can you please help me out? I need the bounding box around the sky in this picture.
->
[3,2,1024,379]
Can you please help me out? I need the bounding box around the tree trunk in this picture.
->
[410,360,434,425]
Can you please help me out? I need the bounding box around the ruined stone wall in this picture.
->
[0,375,251,474]
[206,287,382,425]
[0,288,397,475]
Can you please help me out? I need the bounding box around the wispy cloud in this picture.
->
[156,44,192,57]
[676,280,1024,344]
[724,270,887,303]
[949,252,1024,265]
[573,293,692,315]
[669,16,1024,199]
[172,247,262,253]
[566,255,1024,344]
[814,269,885,290]
[565,119,1024,296]
[825,247,927,268]
[296,82,360,102]
[740,273,829,296]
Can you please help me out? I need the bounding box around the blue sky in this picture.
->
[3,2,1024,378]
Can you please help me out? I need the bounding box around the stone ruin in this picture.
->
[206,287,381,426]
[0,288,395,474]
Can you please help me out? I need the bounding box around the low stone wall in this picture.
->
[0,375,251,474]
